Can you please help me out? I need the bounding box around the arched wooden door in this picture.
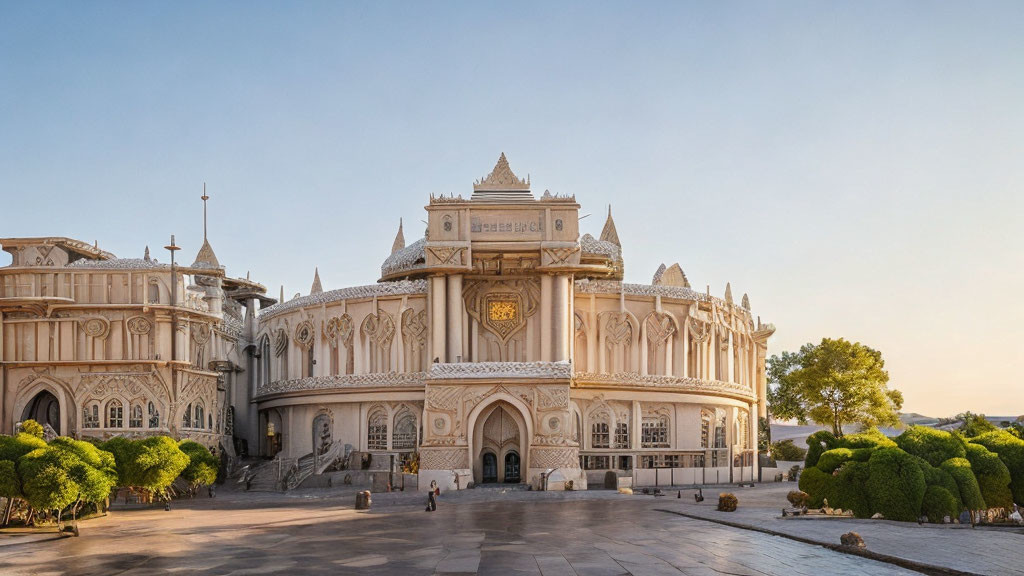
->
[482,452,498,483]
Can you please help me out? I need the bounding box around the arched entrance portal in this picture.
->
[22,391,60,435]
[473,402,525,484]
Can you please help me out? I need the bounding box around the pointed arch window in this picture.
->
[83,404,100,429]
[107,399,124,428]
[183,403,193,429]
[195,404,205,430]
[367,409,388,451]
[129,403,143,428]
[392,411,417,450]
[148,401,160,428]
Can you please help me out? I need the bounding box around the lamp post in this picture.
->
[164,235,181,421]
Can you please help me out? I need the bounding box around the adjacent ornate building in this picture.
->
[0,154,774,490]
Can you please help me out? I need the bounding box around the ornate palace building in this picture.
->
[0,154,773,490]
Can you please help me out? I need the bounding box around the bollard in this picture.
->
[355,490,372,510]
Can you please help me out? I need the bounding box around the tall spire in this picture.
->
[600,205,620,246]
[391,218,405,254]
[310,267,323,295]
[191,184,221,268]
[201,183,209,241]
[724,282,733,304]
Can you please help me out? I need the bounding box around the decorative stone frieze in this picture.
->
[429,361,572,380]
[259,280,427,320]
[573,372,755,400]
[255,372,429,398]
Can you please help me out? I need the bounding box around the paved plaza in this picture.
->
[0,484,1019,575]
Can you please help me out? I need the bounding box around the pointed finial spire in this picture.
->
[391,218,405,254]
[280,285,285,303]
[600,205,620,246]
[310,267,323,295]
[741,293,750,310]
[144,246,151,261]
[724,282,733,304]
[246,270,250,280]
[201,183,209,242]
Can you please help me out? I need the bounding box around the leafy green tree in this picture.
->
[178,441,218,494]
[99,436,188,500]
[0,460,21,526]
[767,338,902,437]
[956,412,997,438]
[16,438,117,528]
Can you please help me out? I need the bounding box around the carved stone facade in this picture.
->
[2,155,773,491]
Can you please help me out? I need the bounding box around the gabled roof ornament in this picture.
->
[600,205,620,247]
[392,218,405,254]
[310,268,323,295]
[656,263,690,288]
[652,263,667,284]
[191,185,222,269]
[144,246,151,262]
[472,153,533,201]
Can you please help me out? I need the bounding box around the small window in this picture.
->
[614,422,629,449]
[367,410,388,451]
[129,404,143,428]
[107,400,124,428]
[183,403,193,429]
[148,401,160,428]
[591,421,609,449]
[83,405,100,429]
[195,404,205,430]
[641,416,669,448]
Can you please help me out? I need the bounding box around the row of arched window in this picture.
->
[366,408,418,451]
[182,402,213,431]
[82,400,160,429]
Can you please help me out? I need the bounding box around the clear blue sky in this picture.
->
[1,2,1022,417]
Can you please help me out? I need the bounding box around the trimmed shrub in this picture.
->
[179,441,218,489]
[832,461,872,518]
[921,485,959,523]
[971,431,1024,505]
[918,458,962,511]
[895,426,966,467]
[866,447,926,522]
[717,493,737,512]
[838,428,897,451]
[850,448,874,462]
[805,430,837,468]
[817,448,854,473]
[798,466,835,508]
[964,443,1012,510]
[0,433,46,462]
[941,457,986,510]
[20,420,44,439]
[771,439,807,462]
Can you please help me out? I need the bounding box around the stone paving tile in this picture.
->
[0,486,951,576]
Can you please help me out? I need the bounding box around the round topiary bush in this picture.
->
[895,426,966,467]
[838,428,897,451]
[917,458,963,511]
[832,461,872,518]
[941,457,986,511]
[964,443,1012,510]
[970,431,1024,505]
[717,492,738,512]
[798,466,835,508]
[817,448,854,474]
[921,485,959,523]
[867,447,926,522]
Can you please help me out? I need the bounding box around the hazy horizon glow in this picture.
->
[1,2,1021,417]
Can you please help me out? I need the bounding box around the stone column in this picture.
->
[446,274,463,363]
[430,276,446,364]
[540,275,552,362]
[727,330,734,383]
[552,275,570,362]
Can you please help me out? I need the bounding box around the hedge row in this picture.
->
[799,425,1021,522]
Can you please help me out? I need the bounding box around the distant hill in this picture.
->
[773,412,1022,450]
